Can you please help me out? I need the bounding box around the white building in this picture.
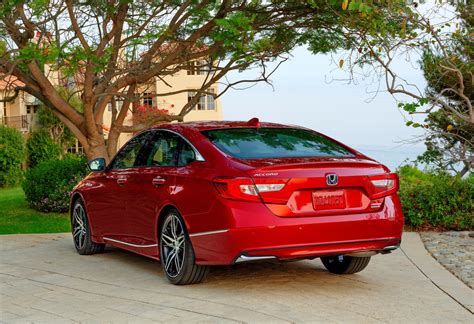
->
[1,61,222,151]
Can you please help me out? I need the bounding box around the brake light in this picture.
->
[213,177,286,202]
[368,173,399,198]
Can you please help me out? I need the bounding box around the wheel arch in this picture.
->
[70,192,97,238]
[70,192,85,221]
[156,204,180,242]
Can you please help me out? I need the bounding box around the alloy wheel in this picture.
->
[161,214,186,278]
[72,204,87,250]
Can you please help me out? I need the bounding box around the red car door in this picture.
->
[124,130,182,246]
[92,131,152,240]
[87,169,128,238]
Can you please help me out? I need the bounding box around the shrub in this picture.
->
[398,165,473,230]
[26,130,61,168]
[22,155,89,212]
[0,125,26,187]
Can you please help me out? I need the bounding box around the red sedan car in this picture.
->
[71,119,404,285]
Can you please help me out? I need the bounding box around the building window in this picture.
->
[188,89,216,111]
[67,140,85,155]
[198,60,211,75]
[186,60,211,76]
[26,105,38,114]
[187,91,196,109]
[198,94,206,110]
[186,61,196,75]
[207,89,216,110]
[143,93,153,107]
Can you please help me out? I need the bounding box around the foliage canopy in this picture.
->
[0,0,414,161]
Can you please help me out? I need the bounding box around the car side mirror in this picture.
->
[88,158,106,172]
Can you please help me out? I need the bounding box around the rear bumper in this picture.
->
[233,239,401,263]
[190,194,404,265]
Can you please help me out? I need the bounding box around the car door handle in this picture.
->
[152,176,166,186]
[117,177,128,185]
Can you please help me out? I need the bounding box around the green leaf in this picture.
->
[348,2,359,11]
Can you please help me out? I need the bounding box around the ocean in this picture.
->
[353,145,424,172]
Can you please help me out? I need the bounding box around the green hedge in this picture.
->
[22,155,89,212]
[398,166,473,230]
[26,130,62,168]
[0,126,26,187]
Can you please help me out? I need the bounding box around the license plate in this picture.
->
[313,190,346,210]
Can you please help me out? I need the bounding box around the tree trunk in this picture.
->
[106,128,121,159]
[84,133,111,163]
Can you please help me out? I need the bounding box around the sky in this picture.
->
[220,1,455,171]
[221,46,427,171]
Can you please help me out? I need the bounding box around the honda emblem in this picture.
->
[326,173,338,186]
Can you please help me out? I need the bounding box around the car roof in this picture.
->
[151,120,303,132]
[140,119,368,161]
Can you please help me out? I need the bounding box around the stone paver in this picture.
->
[421,231,474,289]
[1,233,473,323]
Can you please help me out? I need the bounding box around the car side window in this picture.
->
[145,132,180,167]
[178,141,196,166]
[110,132,150,170]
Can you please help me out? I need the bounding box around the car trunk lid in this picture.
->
[242,158,392,217]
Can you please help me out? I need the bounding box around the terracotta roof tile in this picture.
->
[0,74,25,91]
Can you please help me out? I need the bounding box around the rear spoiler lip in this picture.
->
[242,158,384,170]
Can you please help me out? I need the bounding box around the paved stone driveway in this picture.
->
[421,231,474,289]
[1,233,472,323]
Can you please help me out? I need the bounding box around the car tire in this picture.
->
[160,209,209,285]
[71,199,105,255]
[320,255,371,274]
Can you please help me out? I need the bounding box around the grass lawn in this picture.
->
[0,187,70,234]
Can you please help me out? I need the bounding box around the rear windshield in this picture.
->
[202,128,354,159]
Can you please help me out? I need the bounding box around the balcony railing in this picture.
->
[2,115,28,130]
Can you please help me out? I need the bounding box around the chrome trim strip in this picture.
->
[104,237,158,248]
[157,129,205,162]
[343,244,400,257]
[189,229,229,237]
[235,255,277,263]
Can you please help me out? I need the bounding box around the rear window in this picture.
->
[202,128,354,159]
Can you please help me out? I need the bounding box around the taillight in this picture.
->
[253,178,288,193]
[368,173,399,199]
[255,183,285,192]
[213,177,286,202]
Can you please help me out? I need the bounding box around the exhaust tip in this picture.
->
[381,244,400,254]
[234,254,277,263]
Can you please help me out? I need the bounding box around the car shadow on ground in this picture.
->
[95,245,371,288]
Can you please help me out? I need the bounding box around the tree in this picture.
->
[320,1,472,175]
[0,0,413,161]
[414,2,473,176]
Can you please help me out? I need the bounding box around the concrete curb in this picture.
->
[401,232,474,314]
